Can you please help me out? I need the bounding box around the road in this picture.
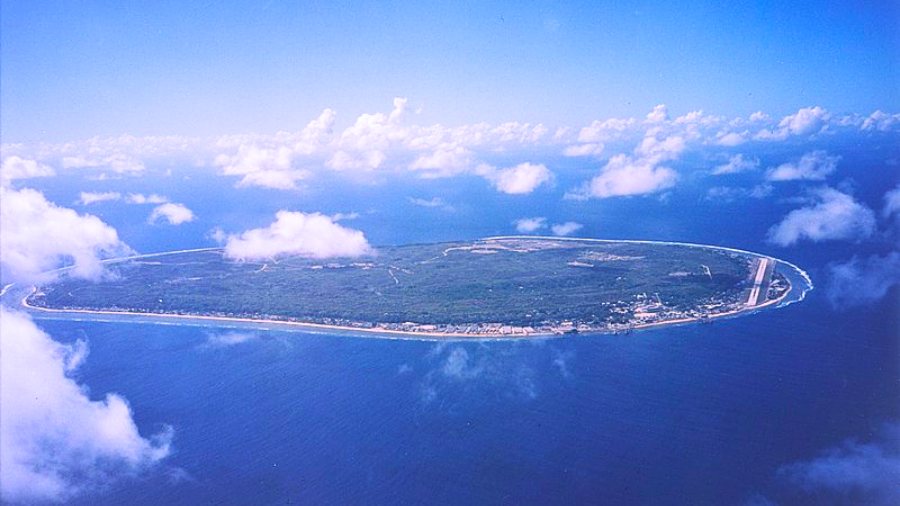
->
[746,257,770,306]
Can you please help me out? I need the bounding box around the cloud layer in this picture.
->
[3,102,898,202]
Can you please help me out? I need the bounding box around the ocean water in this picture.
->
[17,143,900,505]
[35,291,897,505]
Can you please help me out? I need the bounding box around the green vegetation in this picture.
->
[30,238,774,335]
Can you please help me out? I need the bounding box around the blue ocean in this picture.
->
[22,145,900,505]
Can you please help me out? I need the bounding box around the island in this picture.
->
[24,237,807,338]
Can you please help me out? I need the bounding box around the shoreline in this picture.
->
[21,283,793,341]
[15,236,807,341]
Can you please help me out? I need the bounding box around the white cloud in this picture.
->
[330,212,360,222]
[62,153,145,174]
[551,222,583,236]
[861,110,900,132]
[0,307,171,503]
[826,252,900,308]
[240,169,311,190]
[776,423,900,506]
[293,108,336,154]
[706,184,772,202]
[204,331,261,347]
[767,188,876,246]
[712,154,759,175]
[214,145,307,189]
[441,347,484,380]
[562,142,605,157]
[780,106,831,135]
[756,106,830,141]
[645,104,669,123]
[224,211,373,261]
[715,131,748,146]
[487,162,553,195]
[78,191,122,205]
[0,187,130,284]
[408,143,473,176]
[576,117,637,143]
[408,196,453,211]
[126,193,169,204]
[767,150,840,181]
[883,184,900,219]
[514,217,547,233]
[148,203,195,225]
[325,97,409,172]
[1,156,55,185]
[571,154,677,199]
[635,133,685,163]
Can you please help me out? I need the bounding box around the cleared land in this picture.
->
[26,237,791,337]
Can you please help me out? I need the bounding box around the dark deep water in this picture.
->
[35,289,898,505]
[17,145,900,505]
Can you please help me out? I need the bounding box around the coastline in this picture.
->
[21,280,793,341]
[15,237,808,341]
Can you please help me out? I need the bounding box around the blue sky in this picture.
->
[2,0,898,141]
[2,3,900,504]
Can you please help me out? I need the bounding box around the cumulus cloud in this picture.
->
[776,423,900,506]
[486,162,553,195]
[570,153,677,199]
[712,154,759,175]
[78,191,122,205]
[634,132,685,162]
[325,98,409,171]
[766,150,840,181]
[6,101,898,200]
[0,187,130,284]
[148,203,195,225]
[214,145,308,189]
[645,104,669,123]
[1,156,55,185]
[767,188,876,246]
[514,217,547,233]
[0,307,171,503]
[551,222,583,236]
[756,106,831,141]
[568,117,687,200]
[826,252,900,308]
[223,211,373,261]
